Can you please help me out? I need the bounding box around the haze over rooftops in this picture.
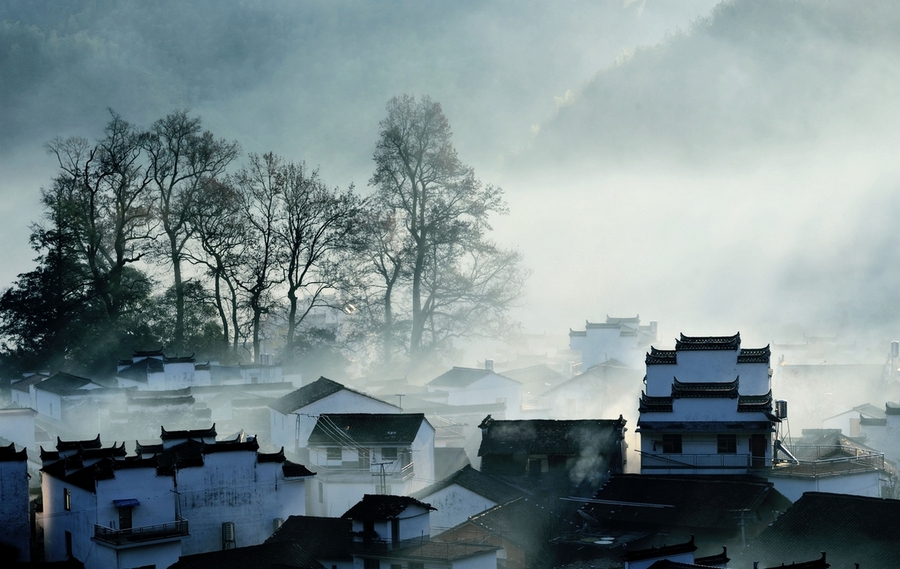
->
[427,366,519,388]
[269,376,395,415]
[410,464,523,504]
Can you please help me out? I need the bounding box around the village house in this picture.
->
[305,413,435,517]
[821,402,885,436]
[569,316,658,370]
[856,401,900,468]
[425,364,524,419]
[410,464,524,535]
[116,349,287,391]
[541,360,643,419]
[477,415,627,494]
[9,371,49,409]
[637,333,778,475]
[39,427,314,569]
[0,442,30,562]
[269,376,399,460]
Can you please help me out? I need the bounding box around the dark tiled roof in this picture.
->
[464,496,578,550]
[746,492,900,568]
[579,474,789,530]
[477,417,625,457]
[389,540,500,561]
[737,345,771,363]
[0,442,26,462]
[267,515,353,560]
[428,366,518,388]
[115,358,162,382]
[10,373,47,392]
[646,347,677,366]
[160,424,216,440]
[342,494,435,521]
[671,377,739,398]
[269,376,394,415]
[258,447,287,463]
[411,465,523,504]
[307,413,427,446]
[675,333,741,351]
[170,540,322,569]
[886,401,900,415]
[623,535,696,562]
[34,372,95,394]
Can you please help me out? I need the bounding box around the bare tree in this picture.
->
[143,110,238,352]
[370,95,526,366]
[277,160,363,360]
[232,153,285,362]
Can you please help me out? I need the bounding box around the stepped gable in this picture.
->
[164,353,195,364]
[640,392,674,413]
[676,333,741,351]
[308,413,425,446]
[885,401,900,415]
[57,434,102,452]
[342,494,435,520]
[738,390,774,412]
[135,441,164,455]
[155,439,205,473]
[40,447,60,462]
[202,436,259,454]
[738,345,771,363]
[160,424,217,440]
[282,460,315,478]
[646,347,677,365]
[258,447,287,463]
[0,441,26,461]
[623,535,696,562]
[410,464,523,504]
[694,546,729,566]
[671,377,739,398]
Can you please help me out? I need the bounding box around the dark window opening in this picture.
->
[382,447,397,461]
[717,434,737,454]
[64,488,71,511]
[662,434,682,454]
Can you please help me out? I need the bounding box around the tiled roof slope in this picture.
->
[428,366,518,388]
[580,474,789,530]
[745,492,900,568]
[269,376,394,414]
[463,496,578,550]
[478,417,625,456]
[307,413,427,445]
[266,515,353,560]
[169,540,323,569]
[33,372,95,394]
[410,464,523,504]
[342,494,435,520]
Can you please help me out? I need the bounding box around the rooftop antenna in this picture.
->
[395,393,404,412]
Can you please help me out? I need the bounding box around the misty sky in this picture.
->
[3,0,900,356]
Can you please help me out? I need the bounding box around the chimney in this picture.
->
[485,359,494,372]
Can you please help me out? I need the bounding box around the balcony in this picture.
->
[93,518,189,547]
[639,451,769,473]
[767,445,886,479]
[311,460,416,482]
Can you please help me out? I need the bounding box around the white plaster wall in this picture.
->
[859,416,900,466]
[444,375,522,415]
[422,485,497,535]
[42,475,96,563]
[10,388,33,408]
[163,362,195,390]
[95,467,176,530]
[176,451,305,554]
[34,390,62,421]
[115,540,182,569]
[396,505,431,541]
[572,328,644,369]
[410,422,436,490]
[646,356,769,396]
[0,458,30,561]
[770,471,882,503]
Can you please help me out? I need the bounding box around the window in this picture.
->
[326,447,341,461]
[64,488,71,511]
[318,481,324,503]
[717,434,737,454]
[662,434,682,454]
[65,531,73,557]
[381,447,397,461]
[363,559,379,569]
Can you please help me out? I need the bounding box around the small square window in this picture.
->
[717,434,737,454]
[382,447,397,461]
[662,435,682,454]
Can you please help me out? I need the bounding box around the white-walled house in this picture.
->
[116,349,285,391]
[0,443,30,561]
[10,372,49,409]
[0,406,37,456]
[637,333,778,475]
[822,403,886,436]
[32,372,110,425]
[569,316,658,370]
[269,376,399,458]
[410,464,523,535]
[426,366,523,419]
[40,428,314,569]
[306,413,435,517]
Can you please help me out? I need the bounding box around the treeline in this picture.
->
[0,96,526,378]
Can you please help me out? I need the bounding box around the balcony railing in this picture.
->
[312,461,416,481]
[93,518,189,546]
[639,451,769,473]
